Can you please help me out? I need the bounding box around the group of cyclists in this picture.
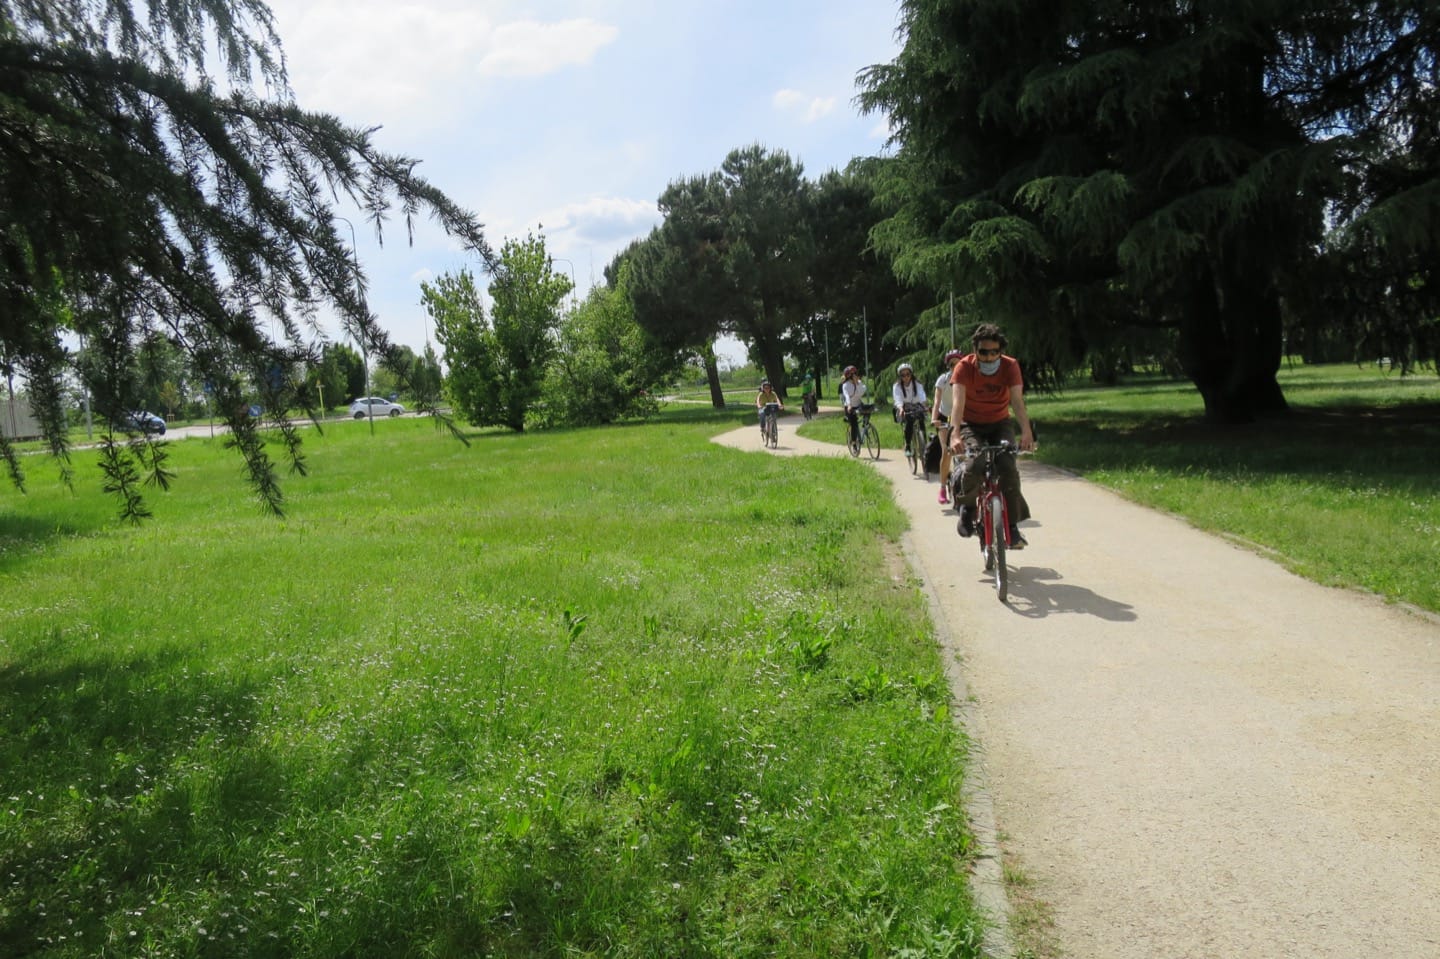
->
[757,322,1035,549]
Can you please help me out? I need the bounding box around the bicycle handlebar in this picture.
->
[973,441,1033,456]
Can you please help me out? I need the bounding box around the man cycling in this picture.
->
[890,362,928,450]
[948,324,1035,547]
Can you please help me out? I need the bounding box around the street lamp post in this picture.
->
[334,215,373,433]
[549,257,578,309]
[862,307,869,379]
[823,315,830,397]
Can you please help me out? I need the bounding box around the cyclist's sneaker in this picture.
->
[938,485,949,505]
[957,505,975,538]
[1009,524,1027,549]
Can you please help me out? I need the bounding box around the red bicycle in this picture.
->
[961,442,1025,602]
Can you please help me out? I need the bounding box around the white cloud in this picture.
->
[542,196,660,246]
[772,88,838,124]
[266,3,617,131]
[476,19,619,78]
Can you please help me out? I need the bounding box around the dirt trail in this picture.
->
[714,409,1440,959]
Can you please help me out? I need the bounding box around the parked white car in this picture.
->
[348,397,406,419]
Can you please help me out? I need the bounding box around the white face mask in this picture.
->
[979,358,1001,375]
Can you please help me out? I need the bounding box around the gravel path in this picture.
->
[714,409,1440,959]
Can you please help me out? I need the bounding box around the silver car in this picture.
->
[348,396,406,419]
[124,410,167,435]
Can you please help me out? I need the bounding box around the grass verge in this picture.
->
[1029,363,1440,613]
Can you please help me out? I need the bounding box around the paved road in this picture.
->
[714,409,1440,959]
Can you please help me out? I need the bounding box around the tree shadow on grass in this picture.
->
[0,513,110,574]
[0,646,281,953]
[1042,402,1440,491]
[0,642,670,956]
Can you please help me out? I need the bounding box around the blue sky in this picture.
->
[263,0,903,363]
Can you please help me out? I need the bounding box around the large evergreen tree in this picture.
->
[0,0,489,517]
[619,175,738,407]
[717,144,816,392]
[860,0,1439,422]
[810,161,939,386]
[623,145,819,400]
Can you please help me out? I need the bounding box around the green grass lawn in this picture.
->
[1,411,983,958]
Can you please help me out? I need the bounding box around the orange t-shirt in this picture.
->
[950,355,1022,424]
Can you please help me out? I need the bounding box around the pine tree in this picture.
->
[860,0,1440,421]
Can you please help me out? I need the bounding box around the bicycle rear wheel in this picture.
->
[916,422,930,480]
[989,495,1008,602]
[863,422,881,460]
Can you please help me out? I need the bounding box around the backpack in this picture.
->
[924,434,942,474]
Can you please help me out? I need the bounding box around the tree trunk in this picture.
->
[702,343,725,408]
[761,353,788,399]
[1227,275,1288,418]
[1177,266,1288,424]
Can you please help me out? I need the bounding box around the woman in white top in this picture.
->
[932,350,964,504]
[840,365,866,447]
[891,362,928,450]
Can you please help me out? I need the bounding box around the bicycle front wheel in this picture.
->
[989,495,1008,602]
[863,422,881,460]
[910,423,929,478]
[766,415,778,448]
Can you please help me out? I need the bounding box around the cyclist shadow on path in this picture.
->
[997,565,1138,621]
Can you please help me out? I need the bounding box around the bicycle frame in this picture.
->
[901,402,929,475]
[970,442,1018,602]
[975,446,1013,549]
[761,402,780,446]
[901,403,928,433]
[848,403,881,459]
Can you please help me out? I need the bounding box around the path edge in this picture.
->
[904,530,1016,959]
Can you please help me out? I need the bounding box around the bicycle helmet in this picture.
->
[944,349,964,364]
[843,365,858,377]
[897,363,913,376]
[760,379,771,388]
